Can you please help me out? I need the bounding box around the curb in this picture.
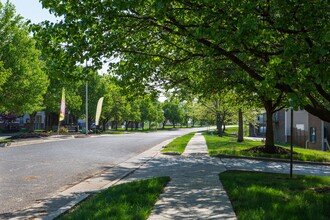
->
[2,134,115,148]
[37,138,174,220]
[0,142,11,147]
[43,193,89,220]
[216,154,330,167]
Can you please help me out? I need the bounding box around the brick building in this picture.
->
[250,109,330,151]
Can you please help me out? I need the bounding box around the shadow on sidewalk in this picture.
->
[118,155,236,219]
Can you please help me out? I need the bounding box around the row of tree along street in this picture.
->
[0,1,258,135]
[1,1,329,153]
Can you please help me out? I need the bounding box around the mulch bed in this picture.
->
[242,145,296,154]
[9,132,50,139]
[311,186,330,193]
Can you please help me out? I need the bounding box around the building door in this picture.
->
[35,115,42,130]
[324,122,330,151]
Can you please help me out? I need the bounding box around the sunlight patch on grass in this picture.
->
[58,177,170,220]
[204,133,330,162]
[161,132,196,154]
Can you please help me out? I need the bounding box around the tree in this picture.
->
[36,0,330,123]
[0,2,48,131]
[181,100,195,128]
[162,100,183,128]
[199,91,238,137]
[194,102,216,127]
[99,78,124,131]
[41,63,84,130]
[122,98,141,131]
[140,97,161,130]
[0,62,11,95]
[154,101,165,130]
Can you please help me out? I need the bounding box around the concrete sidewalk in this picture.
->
[121,133,237,220]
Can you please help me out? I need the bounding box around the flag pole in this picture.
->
[95,97,104,134]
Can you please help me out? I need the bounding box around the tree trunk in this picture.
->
[216,111,223,137]
[263,99,277,153]
[28,112,37,132]
[222,124,226,132]
[237,109,244,142]
[125,121,129,131]
[45,111,49,131]
[102,120,106,131]
[265,109,275,149]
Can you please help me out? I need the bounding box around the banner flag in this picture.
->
[95,97,104,126]
[59,88,66,121]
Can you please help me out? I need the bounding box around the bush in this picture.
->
[91,128,102,134]
[58,127,68,133]
[20,128,28,132]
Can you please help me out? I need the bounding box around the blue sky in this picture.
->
[2,0,58,23]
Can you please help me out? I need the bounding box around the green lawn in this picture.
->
[222,125,249,136]
[57,177,170,220]
[161,132,196,154]
[220,171,330,220]
[204,133,330,163]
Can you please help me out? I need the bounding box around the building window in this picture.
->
[259,126,266,134]
[310,127,316,144]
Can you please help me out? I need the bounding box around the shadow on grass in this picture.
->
[220,157,330,176]
[57,177,171,220]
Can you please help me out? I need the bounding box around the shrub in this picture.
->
[59,126,68,133]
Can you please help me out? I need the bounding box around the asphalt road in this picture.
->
[0,128,204,214]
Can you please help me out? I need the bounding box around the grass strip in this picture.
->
[161,132,196,154]
[220,171,330,220]
[57,176,170,220]
[204,133,330,163]
[0,139,10,143]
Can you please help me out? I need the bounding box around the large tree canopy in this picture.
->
[37,0,330,121]
[0,1,48,115]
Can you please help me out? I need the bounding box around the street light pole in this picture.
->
[85,60,89,135]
